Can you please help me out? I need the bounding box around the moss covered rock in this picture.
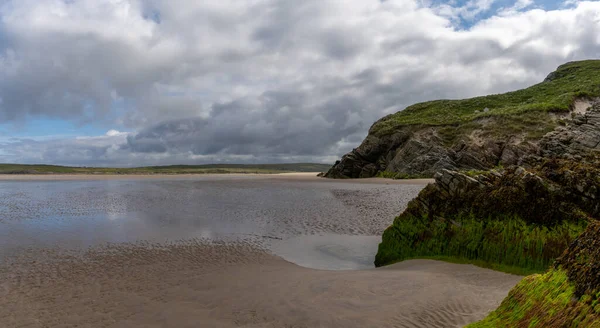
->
[469,222,600,327]
[375,161,599,274]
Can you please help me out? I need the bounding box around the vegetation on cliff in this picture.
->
[371,60,600,136]
[375,160,599,275]
[347,60,600,326]
[468,222,600,327]
[377,215,584,275]
[325,60,600,179]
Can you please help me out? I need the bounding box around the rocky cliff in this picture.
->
[375,158,600,325]
[375,159,599,273]
[326,60,600,178]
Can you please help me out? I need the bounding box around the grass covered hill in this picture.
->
[0,163,332,175]
[371,60,600,135]
[326,60,600,178]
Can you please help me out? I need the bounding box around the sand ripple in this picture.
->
[0,242,521,328]
[0,176,520,327]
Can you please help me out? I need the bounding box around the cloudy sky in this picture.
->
[0,0,599,166]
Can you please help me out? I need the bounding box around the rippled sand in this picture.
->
[0,174,521,327]
[0,242,521,328]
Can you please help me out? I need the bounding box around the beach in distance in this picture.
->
[0,174,520,327]
[0,171,434,184]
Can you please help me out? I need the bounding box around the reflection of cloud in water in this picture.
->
[0,178,424,264]
[270,234,381,270]
[199,229,214,240]
[106,212,121,221]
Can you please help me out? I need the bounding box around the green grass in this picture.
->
[468,269,600,327]
[375,214,587,274]
[371,60,600,136]
[0,163,332,175]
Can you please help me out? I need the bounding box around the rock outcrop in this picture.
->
[540,98,600,159]
[326,120,541,178]
[375,160,599,272]
[326,61,600,179]
[413,160,600,223]
[359,61,600,326]
[327,100,600,179]
[555,222,600,298]
[469,222,600,327]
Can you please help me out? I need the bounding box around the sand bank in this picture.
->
[0,242,521,328]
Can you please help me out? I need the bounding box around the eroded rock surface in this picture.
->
[541,99,600,159]
[326,99,600,179]
[375,160,599,270]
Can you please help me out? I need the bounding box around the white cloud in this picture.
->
[0,0,599,165]
[106,130,126,137]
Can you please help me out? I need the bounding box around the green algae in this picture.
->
[468,269,600,327]
[375,215,586,274]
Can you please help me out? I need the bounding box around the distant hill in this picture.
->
[0,163,332,175]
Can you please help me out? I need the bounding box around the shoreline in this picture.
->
[0,241,522,328]
[0,175,509,327]
[0,172,434,184]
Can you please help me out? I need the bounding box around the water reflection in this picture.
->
[270,235,381,270]
[0,177,424,270]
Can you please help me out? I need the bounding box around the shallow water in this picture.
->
[0,176,425,270]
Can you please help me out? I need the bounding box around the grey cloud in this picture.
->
[1,137,118,166]
[1,0,600,165]
[126,88,366,158]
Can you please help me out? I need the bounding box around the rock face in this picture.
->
[540,98,600,159]
[326,61,600,178]
[417,160,600,222]
[325,122,538,178]
[326,101,600,179]
[375,160,599,270]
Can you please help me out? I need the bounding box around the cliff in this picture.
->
[325,60,600,178]
[375,159,598,273]
[356,60,600,326]
[376,158,600,326]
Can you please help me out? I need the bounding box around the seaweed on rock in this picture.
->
[375,161,599,274]
[469,222,600,327]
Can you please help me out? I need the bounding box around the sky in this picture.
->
[0,0,599,166]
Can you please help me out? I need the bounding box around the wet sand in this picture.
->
[0,175,520,327]
[0,242,521,328]
[0,172,434,185]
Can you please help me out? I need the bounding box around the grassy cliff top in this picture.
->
[371,60,600,136]
[0,163,332,175]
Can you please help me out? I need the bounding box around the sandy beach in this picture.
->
[0,242,521,328]
[0,174,519,327]
[0,172,434,185]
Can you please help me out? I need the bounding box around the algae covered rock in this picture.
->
[555,222,600,298]
[375,161,598,273]
[468,222,600,328]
